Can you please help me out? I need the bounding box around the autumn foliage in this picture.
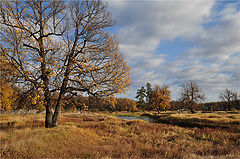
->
[149,84,171,113]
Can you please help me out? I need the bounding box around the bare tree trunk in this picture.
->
[45,103,53,128]
[51,94,63,127]
[51,58,73,127]
[51,108,59,127]
[188,105,195,114]
[157,106,160,114]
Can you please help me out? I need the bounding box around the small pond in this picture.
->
[117,116,157,123]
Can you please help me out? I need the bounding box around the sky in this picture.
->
[106,0,240,102]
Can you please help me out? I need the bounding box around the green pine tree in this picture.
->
[135,86,147,110]
[146,82,153,103]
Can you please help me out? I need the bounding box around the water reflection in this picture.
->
[117,116,157,123]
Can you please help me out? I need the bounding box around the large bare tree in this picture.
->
[179,81,205,113]
[219,89,238,110]
[0,0,131,127]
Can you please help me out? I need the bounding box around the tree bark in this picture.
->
[51,109,59,127]
[51,55,74,127]
[45,104,53,128]
[51,92,64,127]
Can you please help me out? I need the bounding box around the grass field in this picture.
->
[0,111,239,158]
[143,111,240,131]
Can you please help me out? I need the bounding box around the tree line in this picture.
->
[0,84,137,112]
[135,81,240,113]
[1,74,239,115]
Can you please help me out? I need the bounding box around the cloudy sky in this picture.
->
[106,0,240,102]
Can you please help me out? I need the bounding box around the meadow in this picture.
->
[0,111,239,158]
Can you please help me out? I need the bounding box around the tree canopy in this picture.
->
[149,84,171,113]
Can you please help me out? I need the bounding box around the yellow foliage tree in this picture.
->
[150,84,171,113]
[0,53,17,111]
[116,98,137,112]
[104,95,117,111]
[0,79,15,111]
[0,0,131,127]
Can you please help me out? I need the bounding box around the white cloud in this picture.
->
[109,0,215,58]
[185,4,240,59]
[107,0,239,102]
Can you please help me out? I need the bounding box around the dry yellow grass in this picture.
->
[171,113,240,122]
[144,111,240,132]
[1,112,239,158]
